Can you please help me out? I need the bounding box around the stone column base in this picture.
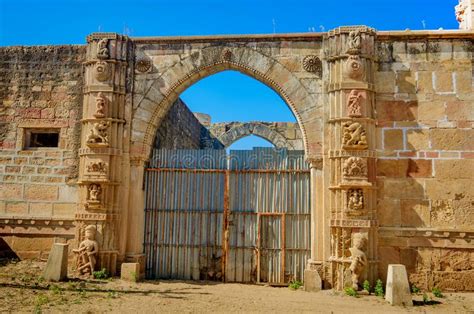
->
[304,260,324,291]
[124,253,146,277]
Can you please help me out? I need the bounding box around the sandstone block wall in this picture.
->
[375,37,474,291]
[153,98,221,150]
[0,46,85,258]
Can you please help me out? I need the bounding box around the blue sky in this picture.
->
[0,0,459,149]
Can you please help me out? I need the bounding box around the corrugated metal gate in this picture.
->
[144,148,310,284]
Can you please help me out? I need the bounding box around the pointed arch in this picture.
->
[131,46,320,159]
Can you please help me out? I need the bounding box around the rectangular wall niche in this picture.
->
[23,128,60,149]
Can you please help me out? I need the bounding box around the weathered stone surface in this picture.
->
[434,159,474,180]
[43,243,69,281]
[24,184,58,201]
[121,263,140,282]
[430,129,474,150]
[376,100,417,122]
[384,129,404,150]
[303,269,322,292]
[385,264,413,306]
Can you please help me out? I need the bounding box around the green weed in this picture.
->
[344,287,358,297]
[374,279,384,297]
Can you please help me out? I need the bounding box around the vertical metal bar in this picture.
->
[256,213,261,283]
[281,213,286,283]
[222,169,230,282]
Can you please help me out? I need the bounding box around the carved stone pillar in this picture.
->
[324,26,378,290]
[305,157,325,290]
[76,33,134,275]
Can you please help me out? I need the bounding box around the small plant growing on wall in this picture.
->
[362,280,371,294]
[374,279,384,297]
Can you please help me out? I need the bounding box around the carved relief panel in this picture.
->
[342,122,368,150]
[343,157,367,181]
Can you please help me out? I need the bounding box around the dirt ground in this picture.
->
[0,260,473,313]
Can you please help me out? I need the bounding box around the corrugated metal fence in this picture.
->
[144,148,310,284]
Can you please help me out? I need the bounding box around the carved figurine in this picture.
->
[347,189,364,211]
[93,92,106,118]
[73,225,99,278]
[348,30,361,51]
[342,228,351,258]
[343,157,367,178]
[347,90,362,117]
[86,161,107,174]
[97,38,109,59]
[349,233,368,290]
[342,122,368,149]
[88,184,102,203]
[86,121,110,146]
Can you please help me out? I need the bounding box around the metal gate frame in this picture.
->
[144,149,310,283]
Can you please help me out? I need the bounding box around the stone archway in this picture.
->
[126,44,325,279]
[78,34,327,288]
[130,45,321,160]
[217,122,296,149]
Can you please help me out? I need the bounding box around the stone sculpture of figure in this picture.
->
[86,121,110,146]
[88,184,101,202]
[347,189,364,211]
[347,90,362,117]
[348,30,361,51]
[73,225,99,278]
[349,233,368,290]
[343,122,368,149]
[97,38,109,59]
[456,0,466,23]
[93,92,106,118]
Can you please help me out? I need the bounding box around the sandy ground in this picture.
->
[0,260,473,313]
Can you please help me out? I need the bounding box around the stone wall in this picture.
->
[375,36,474,291]
[153,98,222,150]
[0,45,85,259]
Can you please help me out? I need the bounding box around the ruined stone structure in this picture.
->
[1,11,473,291]
[207,121,303,149]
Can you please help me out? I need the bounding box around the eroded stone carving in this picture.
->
[347,189,364,211]
[343,157,367,178]
[221,49,232,62]
[94,61,111,82]
[96,38,109,59]
[86,161,107,174]
[345,56,364,79]
[73,225,99,278]
[86,121,110,147]
[88,183,102,203]
[456,0,466,23]
[93,92,107,118]
[347,30,361,53]
[347,90,362,117]
[342,122,368,149]
[349,233,368,290]
[303,55,322,77]
[136,59,152,73]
